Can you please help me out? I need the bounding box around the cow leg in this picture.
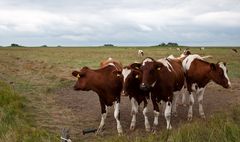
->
[130,98,138,131]
[114,101,123,135]
[181,90,187,106]
[96,100,107,135]
[172,92,179,117]
[152,101,160,133]
[197,88,206,119]
[143,99,150,131]
[165,101,172,130]
[187,92,194,121]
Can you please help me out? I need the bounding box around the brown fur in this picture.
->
[140,57,184,112]
[185,59,230,92]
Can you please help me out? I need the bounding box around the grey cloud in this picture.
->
[0,0,240,46]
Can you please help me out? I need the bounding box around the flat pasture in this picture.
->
[0,47,240,142]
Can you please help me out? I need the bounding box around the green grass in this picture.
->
[0,46,240,141]
[0,80,58,142]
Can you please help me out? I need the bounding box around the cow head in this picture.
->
[140,57,163,91]
[210,62,231,88]
[122,68,142,95]
[72,66,91,91]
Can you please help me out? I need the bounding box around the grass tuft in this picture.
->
[0,80,58,142]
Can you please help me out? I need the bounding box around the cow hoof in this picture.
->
[172,112,177,117]
[167,125,172,130]
[200,114,206,119]
[151,125,157,134]
[145,127,151,132]
[118,132,123,136]
[187,116,192,121]
[130,125,135,131]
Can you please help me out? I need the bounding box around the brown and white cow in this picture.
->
[122,63,150,131]
[182,54,231,121]
[72,61,123,135]
[140,57,185,131]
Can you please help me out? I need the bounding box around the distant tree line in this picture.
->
[158,42,178,46]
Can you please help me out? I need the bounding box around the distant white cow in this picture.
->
[200,47,205,50]
[138,50,144,57]
[176,48,181,51]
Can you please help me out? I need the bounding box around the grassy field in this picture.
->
[0,46,240,142]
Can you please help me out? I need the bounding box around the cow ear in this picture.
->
[112,70,122,77]
[210,63,217,70]
[130,63,141,70]
[156,63,163,71]
[72,71,80,77]
[223,62,226,66]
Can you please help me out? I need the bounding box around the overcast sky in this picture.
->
[0,0,240,46]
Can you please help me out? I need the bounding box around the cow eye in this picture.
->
[150,69,154,74]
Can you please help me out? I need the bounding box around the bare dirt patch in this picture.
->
[54,79,240,141]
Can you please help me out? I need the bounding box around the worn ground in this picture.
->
[54,79,240,141]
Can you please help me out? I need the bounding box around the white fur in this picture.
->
[182,54,203,72]
[165,102,172,129]
[188,92,195,121]
[122,68,131,83]
[153,110,160,126]
[157,58,173,72]
[219,62,231,87]
[167,55,175,59]
[138,50,144,57]
[151,81,157,87]
[143,106,150,131]
[142,58,153,66]
[130,98,138,130]
[114,102,122,134]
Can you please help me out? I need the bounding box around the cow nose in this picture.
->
[140,83,150,91]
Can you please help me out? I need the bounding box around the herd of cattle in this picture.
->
[71,50,231,135]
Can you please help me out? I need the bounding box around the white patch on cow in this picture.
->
[182,54,204,72]
[219,62,231,87]
[151,81,157,87]
[167,55,175,59]
[142,58,153,66]
[99,113,107,129]
[143,106,150,131]
[130,98,138,130]
[165,102,172,129]
[114,102,123,134]
[153,110,160,126]
[157,58,173,72]
[187,92,195,121]
[122,68,131,83]
[108,62,115,67]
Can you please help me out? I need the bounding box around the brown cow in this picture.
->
[100,57,123,71]
[122,63,150,131]
[182,54,231,121]
[140,57,185,131]
[72,62,123,135]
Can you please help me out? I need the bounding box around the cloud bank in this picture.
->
[0,0,240,46]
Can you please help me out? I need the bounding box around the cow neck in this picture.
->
[87,66,115,92]
[195,60,212,87]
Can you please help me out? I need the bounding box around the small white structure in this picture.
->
[138,50,144,57]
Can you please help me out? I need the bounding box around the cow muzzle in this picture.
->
[140,83,151,91]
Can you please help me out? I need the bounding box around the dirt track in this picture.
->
[55,79,240,141]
